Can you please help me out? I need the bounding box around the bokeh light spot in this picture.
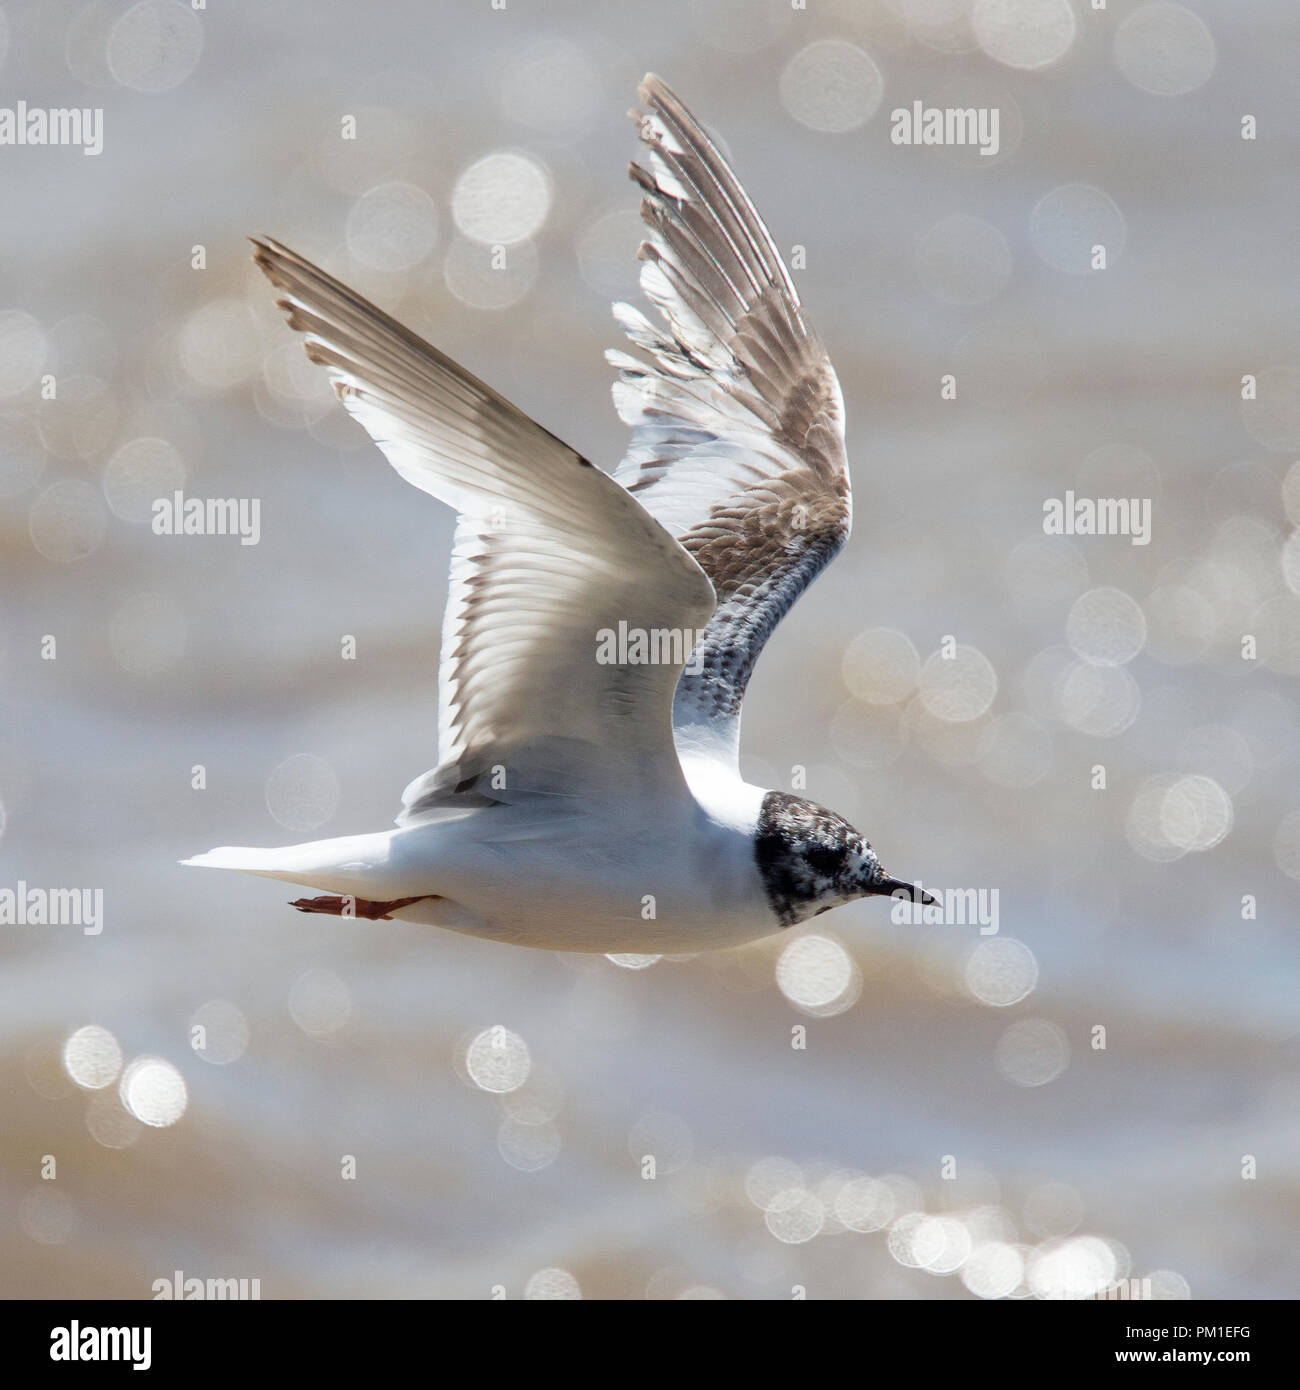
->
[995,1018,1070,1087]
[265,754,339,832]
[465,1026,531,1093]
[452,151,551,246]
[63,1025,123,1091]
[120,1055,188,1127]
[779,40,884,133]
[1115,3,1216,96]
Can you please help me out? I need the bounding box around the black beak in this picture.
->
[871,876,938,906]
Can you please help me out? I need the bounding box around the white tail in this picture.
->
[180,831,398,893]
[181,846,306,882]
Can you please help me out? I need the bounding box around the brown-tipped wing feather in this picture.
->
[610,75,851,770]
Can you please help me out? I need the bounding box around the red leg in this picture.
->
[289,894,439,920]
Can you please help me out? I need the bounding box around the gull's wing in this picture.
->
[609,75,851,774]
[251,238,715,825]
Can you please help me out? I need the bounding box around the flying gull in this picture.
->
[184,75,934,951]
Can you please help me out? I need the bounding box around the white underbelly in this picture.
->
[387,799,773,952]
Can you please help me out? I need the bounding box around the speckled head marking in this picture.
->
[754,791,930,928]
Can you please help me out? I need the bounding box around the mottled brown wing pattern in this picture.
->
[610,76,851,767]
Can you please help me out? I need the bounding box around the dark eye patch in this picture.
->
[805,845,845,877]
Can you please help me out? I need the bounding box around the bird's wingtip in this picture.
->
[249,235,299,270]
[638,72,669,105]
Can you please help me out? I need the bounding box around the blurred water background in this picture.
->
[2,0,1299,1299]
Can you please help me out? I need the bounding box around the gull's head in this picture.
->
[754,791,934,928]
